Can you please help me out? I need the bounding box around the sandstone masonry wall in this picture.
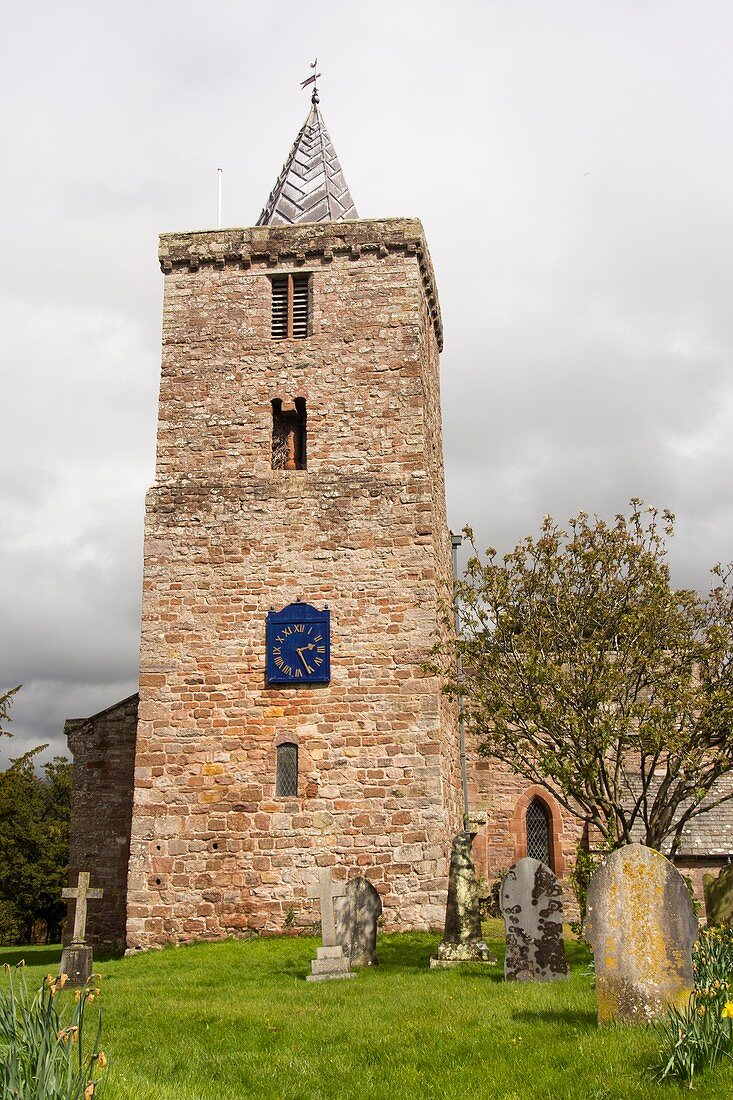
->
[65,695,138,949]
[126,219,461,948]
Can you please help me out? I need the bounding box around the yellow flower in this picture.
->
[96,1051,108,1068]
[59,973,69,988]
[84,1085,95,1099]
[721,1002,733,1019]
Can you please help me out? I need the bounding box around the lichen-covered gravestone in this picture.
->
[500,857,568,982]
[586,844,698,1024]
[334,876,382,966]
[430,831,496,968]
[703,865,733,927]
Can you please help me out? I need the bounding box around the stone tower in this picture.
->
[125,94,460,950]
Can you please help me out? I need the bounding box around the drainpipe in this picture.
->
[451,532,470,832]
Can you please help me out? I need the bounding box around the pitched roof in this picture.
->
[257,95,358,226]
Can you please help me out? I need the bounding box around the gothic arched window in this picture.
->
[526,797,552,868]
[276,742,298,797]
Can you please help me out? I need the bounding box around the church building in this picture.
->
[65,91,731,950]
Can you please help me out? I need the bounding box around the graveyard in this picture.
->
[1,849,731,1097]
[3,922,732,1100]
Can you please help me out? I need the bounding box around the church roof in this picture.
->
[257,93,358,226]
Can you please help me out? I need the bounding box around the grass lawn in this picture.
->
[2,922,731,1099]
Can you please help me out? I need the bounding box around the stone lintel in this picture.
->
[157,218,443,351]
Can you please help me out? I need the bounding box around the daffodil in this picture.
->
[721,1001,733,1019]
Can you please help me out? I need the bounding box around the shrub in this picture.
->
[568,845,608,938]
[654,925,733,1085]
[0,962,106,1098]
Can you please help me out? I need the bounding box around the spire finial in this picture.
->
[300,58,321,105]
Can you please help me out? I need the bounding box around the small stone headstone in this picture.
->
[430,831,497,968]
[335,876,382,966]
[500,857,568,982]
[586,843,698,1024]
[703,865,733,927]
[306,868,356,982]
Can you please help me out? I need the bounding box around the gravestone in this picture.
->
[60,871,104,986]
[703,865,733,926]
[430,831,497,968]
[586,843,697,1024]
[306,868,356,982]
[334,876,382,966]
[500,857,568,982]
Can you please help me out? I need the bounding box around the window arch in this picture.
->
[525,797,552,868]
[276,742,298,797]
[511,786,566,875]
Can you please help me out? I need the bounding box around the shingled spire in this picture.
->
[257,91,358,226]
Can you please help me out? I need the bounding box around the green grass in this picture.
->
[1,923,731,1099]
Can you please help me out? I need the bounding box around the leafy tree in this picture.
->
[0,685,20,738]
[440,502,733,855]
[0,688,71,942]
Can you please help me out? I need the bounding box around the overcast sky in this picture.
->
[2,0,732,764]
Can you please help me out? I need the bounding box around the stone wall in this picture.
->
[126,218,461,949]
[65,695,138,949]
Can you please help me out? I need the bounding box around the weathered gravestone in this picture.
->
[60,871,104,986]
[430,831,497,968]
[334,876,382,966]
[586,844,697,1024]
[306,868,356,982]
[500,857,568,982]
[703,864,733,927]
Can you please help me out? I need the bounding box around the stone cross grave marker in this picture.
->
[63,872,103,944]
[334,876,382,966]
[306,867,356,982]
[500,857,568,982]
[60,871,104,986]
[586,843,698,1024]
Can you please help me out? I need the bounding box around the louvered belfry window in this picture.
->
[276,742,298,797]
[526,798,552,867]
[271,274,309,339]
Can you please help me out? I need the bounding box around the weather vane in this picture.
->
[300,58,321,103]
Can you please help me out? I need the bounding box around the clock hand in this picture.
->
[296,647,314,672]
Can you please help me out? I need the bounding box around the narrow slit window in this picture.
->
[271,274,309,339]
[276,743,298,797]
[272,398,307,470]
[525,797,552,867]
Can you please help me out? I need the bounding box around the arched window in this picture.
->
[526,797,552,868]
[276,742,298,797]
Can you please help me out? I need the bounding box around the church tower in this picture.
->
[125,91,461,949]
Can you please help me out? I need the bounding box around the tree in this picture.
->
[440,502,733,855]
[0,687,72,942]
[0,685,20,737]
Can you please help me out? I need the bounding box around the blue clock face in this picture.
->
[266,603,330,685]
